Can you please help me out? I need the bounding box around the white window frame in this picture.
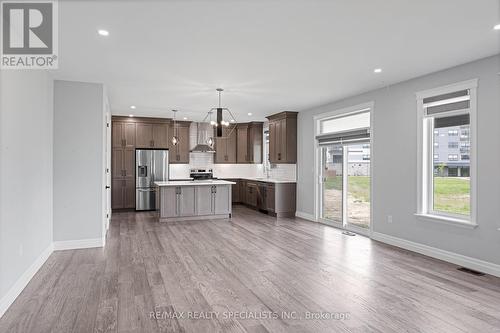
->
[313,101,374,237]
[415,79,478,228]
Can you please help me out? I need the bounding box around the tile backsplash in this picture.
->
[169,152,296,180]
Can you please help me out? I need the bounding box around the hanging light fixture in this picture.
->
[171,109,179,146]
[203,88,236,138]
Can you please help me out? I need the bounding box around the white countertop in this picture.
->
[223,177,296,184]
[155,180,236,187]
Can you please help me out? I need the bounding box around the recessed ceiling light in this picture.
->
[247,113,253,116]
[183,117,187,120]
[97,29,109,36]
[130,105,136,109]
[374,68,382,73]
[494,24,500,30]
[129,114,134,117]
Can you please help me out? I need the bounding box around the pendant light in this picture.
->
[203,88,236,138]
[171,109,179,146]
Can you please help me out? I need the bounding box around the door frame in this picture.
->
[102,90,112,245]
[313,101,374,237]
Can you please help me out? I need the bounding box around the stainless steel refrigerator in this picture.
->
[136,149,169,211]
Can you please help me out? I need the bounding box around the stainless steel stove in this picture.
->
[189,168,215,181]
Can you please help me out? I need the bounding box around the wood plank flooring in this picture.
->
[1,205,500,332]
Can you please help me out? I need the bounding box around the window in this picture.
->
[319,110,370,134]
[416,79,477,225]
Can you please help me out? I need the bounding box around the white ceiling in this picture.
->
[52,0,500,121]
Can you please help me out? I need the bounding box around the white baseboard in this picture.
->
[372,232,500,278]
[0,243,54,318]
[295,211,316,222]
[53,238,104,251]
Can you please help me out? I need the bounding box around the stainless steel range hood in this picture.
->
[190,122,216,153]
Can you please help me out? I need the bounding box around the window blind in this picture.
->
[423,89,470,115]
[316,128,370,146]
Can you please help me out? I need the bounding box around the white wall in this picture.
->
[297,55,500,265]
[0,71,54,307]
[53,80,105,244]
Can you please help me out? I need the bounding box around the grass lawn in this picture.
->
[324,176,370,202]
[325,176,470,216]
[434,177,470,216]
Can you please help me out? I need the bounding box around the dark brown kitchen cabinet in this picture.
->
[232,180,240,203]
[169,121,191,164]
[266,112,298,163]
[136,123,169,148]
[215,125,237,163]
[152,123,169,148]
[111,116,173,210]
[236,122,263,164]
[239,179,247,203]
[266,183,275,213]
[112,178,135,209]
[112,148,135,178]
[246,182,258,207]
[136,123,153,148]
[112,121,136,148]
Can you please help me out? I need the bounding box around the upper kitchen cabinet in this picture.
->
[236,122,263,164]
[266,112,298,163]
[215,125,237,163]
[169,121,191,164]
[136,121,170,149]
[112,121,136,148]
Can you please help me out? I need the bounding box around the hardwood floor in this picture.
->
[1,205,500,332]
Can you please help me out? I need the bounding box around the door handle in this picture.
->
[105,186,110,189]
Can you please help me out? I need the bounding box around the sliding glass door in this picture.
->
[320,142,371,234]
[346,144,371,231]
[321,144,343,224]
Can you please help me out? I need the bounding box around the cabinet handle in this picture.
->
[150,140,154,147]
[278,153,281,160]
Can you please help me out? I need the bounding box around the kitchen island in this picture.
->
[154,180,236,222]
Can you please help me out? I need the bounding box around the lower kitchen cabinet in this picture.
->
[246,182,258,207]
[112,178,135,209]
[159,184,232,221]
[196,186,213,215]
[230,179,296,217]
[179,186,196,216]
[213,185,231,214]
[266,183,275,212]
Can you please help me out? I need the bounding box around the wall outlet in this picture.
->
[387,215,393,223]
